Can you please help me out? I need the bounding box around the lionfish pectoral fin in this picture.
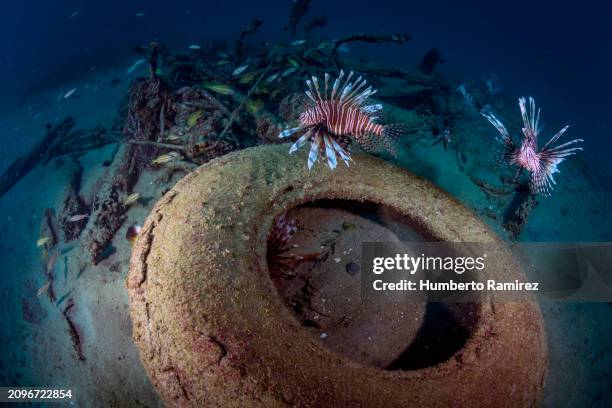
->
[530,154,563,196]
[279,126,303,138]
[323,135,338,170]
[307,133,323,170]
[329,137,352,166]
[481,107,514,146]
[289,129,312,154]
[541,125,569,150]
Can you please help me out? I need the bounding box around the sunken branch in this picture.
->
[332,32,411,56]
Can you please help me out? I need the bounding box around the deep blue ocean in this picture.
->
[0,1,610,407]
[1,0,611,172]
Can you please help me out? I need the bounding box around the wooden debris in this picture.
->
[40,208,59,249]
[62,298,86,361]
[503,184,539,240]
[60,158,90,241]
[332,32,410,57]
[86,147,132,264]
[419,47,444,75]
[41,124,119,165]
[0,117,74,198]
[235,19,264,59]
[289,0,311,38]
[304,16,327,34]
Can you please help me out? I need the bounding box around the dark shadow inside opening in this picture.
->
[267,198,479,371]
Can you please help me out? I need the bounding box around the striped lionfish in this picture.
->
[278,70,404,169]
[482,97,583,196]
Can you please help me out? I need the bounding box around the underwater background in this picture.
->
[0,0,610,407]
[2,1,612,174]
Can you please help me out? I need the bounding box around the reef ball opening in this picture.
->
[267,198,480,371]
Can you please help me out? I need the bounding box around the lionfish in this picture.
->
[278,70,404,169]
[481,97,583,196]
[267,215,319,286]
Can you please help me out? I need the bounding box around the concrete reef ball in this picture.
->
[127,144,547,407]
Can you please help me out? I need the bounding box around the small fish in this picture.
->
[203,82,235,96]
[281,67,298,77]
[68,214,89,223]
[316,41,331,50]
[164,134,181,141]
[266,73,280,83]
[188,44,201,50]
[151,151,180,165]
[63,88,77,99]
[246,99,264,115]
[291,39,306,46]
[214,60,230,66]
[187,110,203,128]
[37,281,51,297]
[37,237,51,248]
[287,58,300,68]
[124,193,141,206]
[126,59,146,74]
[126,225,143,243]
[232,65,249,76]
[238,72,257,84]
[69,10,80,19]
[337,44,350,54]
[218,52,230,58]
[135,12,145,17]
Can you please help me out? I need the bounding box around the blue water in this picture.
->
[1,1,611,171]
[0,1,610,407]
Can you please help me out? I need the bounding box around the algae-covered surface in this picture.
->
[127,145,546,407]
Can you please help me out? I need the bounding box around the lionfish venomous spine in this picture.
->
[279,70,403,169]
[482,97,583,196]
